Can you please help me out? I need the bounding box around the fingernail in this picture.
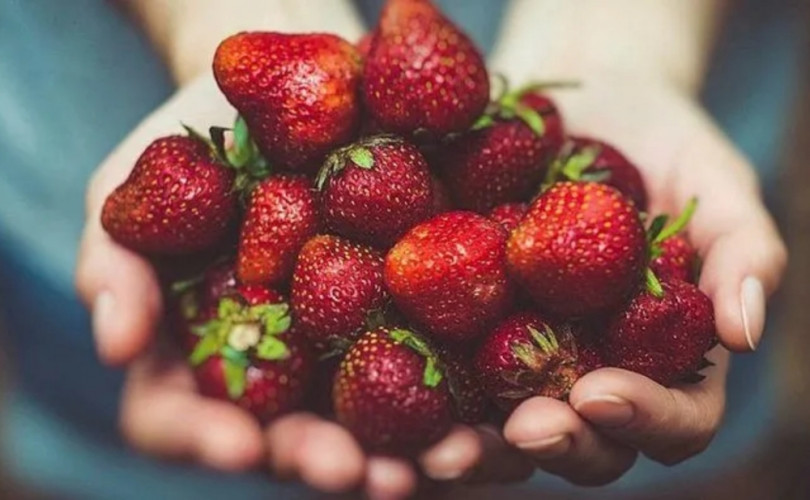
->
[92,291,116,356]
[574,395,634,428]
[515,434,570,459]
[740,276,765,351]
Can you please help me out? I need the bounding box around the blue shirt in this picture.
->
[0,0,802,498]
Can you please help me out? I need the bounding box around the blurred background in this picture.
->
[1,0,809,499]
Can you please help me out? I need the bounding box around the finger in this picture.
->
[120,352,264,471]
[570,348,729,465]
[504,397,637,486]
[464,425,535,484]
[265,413,322,480]
[419,425,482,481]
[76,221,162,365]
[366,457,418,500]
[293,420,366,493]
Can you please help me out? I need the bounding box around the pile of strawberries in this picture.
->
[102,0,717,456]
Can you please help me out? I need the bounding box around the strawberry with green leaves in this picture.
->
[646,199,700,284]
[475,312,583,411]
[363,0,490,138]
[316,135,433,248]
[438,90,564,212]
[190,294,313,422]
[507,182,646,317]
[101,133,237,255]
[214,32,362,172]
[333,327,452,456]
[291,235,388,350]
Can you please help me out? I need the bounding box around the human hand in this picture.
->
[497,74,787,485]
[75,75,533,499]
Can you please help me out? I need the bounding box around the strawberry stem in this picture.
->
[654,198,698,243]
[645,268,665,298]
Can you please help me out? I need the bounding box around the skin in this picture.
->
[77,0,786,497]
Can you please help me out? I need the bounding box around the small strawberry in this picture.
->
[646,198,699,284]
[291,235,388,349]
[236,175,320,286]
[363,0,489,137]
[316,135,433,248]
[507,182,646,317]
[333,327,452,455]
[488,203,528,233]
[385,211,512,342]
[438,91,564,212]
[602,280,717,386]
[214,32,361,172]
[101,134,236,255]
[189,292,312,422]
[474,312,583,411]
[546,137,648,210]
[437,345,489,424]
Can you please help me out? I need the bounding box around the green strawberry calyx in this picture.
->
[189,297,291,399]
[207,115,272,197]
[541,140,609,190]
[644,197,699,298]
[315,134,402,190]
[388,328,444,388]
[511,324,563,370]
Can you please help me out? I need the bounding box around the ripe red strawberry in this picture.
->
[316,135,433,248]
[602,280,717,386]
[507,182,646,317]
[438,92,564,212]
[363,0,489,137]
[214,32,361,172]
[101,135,236,255]
[236,175,319,286]
[488,203,528,233]
[474,312,583,411]
[291,235,388,349]
[436,345,489,424]
[549,137,648,210]
[189,292,312,422]
[333,327,452,455]
[651,235,698,283]
[385,211,512,342]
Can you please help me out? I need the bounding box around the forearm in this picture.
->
[121,0,366,85]
[490,0,728,95]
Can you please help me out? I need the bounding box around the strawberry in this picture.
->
[488,203,528,233]
[547,137,648,210]
[474,312,583,411]
[316,135,433,248]
[437,345,489,424]
[363,0,489,137]
[429,175,454,215]
[101,134,236,255]
[291,235,388,349]
[333,327,452,455]
[189,291,312,422]
[236,175,319,286]
[651,235,698,283]
[602,279,717,386]
[385,211,512,342]
[213,32,361,172]
[438,91,564,212]
[507,182,646,317]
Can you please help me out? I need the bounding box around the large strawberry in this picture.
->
[333,327,452,456]
[602,279,717,386]
[488,202,528,233]
[547,137,648,210]
[363,0,489,137]
[474,312,583,411]
[214,32,361,172]
[385,211,512,342]
[291,235,388,349]
[438,91,564,212]
[101,134,236,255]
[189,291,313,422]
[316,135,433,248]
[507,182,646,317]
[236,175,319,286]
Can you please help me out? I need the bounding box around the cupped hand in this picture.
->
[500,75,787,485]
[75,74,532,499]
